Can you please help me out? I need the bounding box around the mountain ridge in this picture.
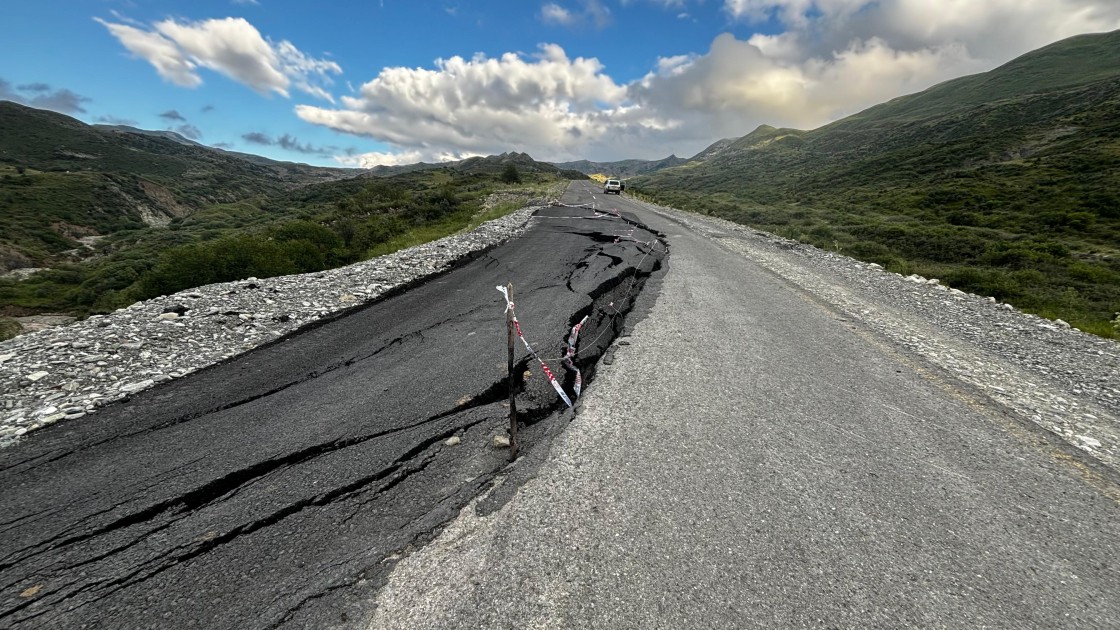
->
[551,154,689,177]
[632,29,1120,336]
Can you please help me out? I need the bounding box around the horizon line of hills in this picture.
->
[1,28,1118,337]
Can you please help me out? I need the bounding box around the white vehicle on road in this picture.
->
[603,179,623,195]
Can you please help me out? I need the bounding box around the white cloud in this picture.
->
[302,44,637,163]
[541,3,575,25]
[97,16,341,101]
[631,33,977,136]
[655,54,696,76]
[539,1,612,29]
[723,0,1120,62]
[96,19,202,88]
[331,149,488,168]
[310,1,1120,165]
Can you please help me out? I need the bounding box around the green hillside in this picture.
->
[551,154,688,177]
[634,30,1120,337]
[364,151,586,179]
[0,101,354,272]
[0,103,570,328]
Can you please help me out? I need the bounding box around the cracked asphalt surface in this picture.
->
[366,182,1120,629]
[0,198,663,629]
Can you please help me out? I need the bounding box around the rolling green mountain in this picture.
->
[0,105,566,330]
[634,30,1120,337]
[551,154,689,178]
[0,100,352,271]
[362,151,586,179]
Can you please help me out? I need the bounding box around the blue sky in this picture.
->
[4,1,1120,167]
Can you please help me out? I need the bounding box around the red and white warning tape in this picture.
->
[495,203,661,406]
[497,285,574,408]
[561,315,589,397]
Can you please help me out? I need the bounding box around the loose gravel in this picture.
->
[5,191,1118,476]
[0,204,543,447]
[642,202,1120,474]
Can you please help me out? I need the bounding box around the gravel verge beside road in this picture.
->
[366,186,1120,630]
[0,203,542,447]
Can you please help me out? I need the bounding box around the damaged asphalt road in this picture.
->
[0,199,665,629]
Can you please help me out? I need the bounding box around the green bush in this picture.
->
[0,316,21,341]
[501,164,522,184]
[943,268,1023,300]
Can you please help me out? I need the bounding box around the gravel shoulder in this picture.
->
[365,186,1120,630]
[5,183,1119,627]
[0,200,545,447]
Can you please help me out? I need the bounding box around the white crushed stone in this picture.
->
[0,205,542,447]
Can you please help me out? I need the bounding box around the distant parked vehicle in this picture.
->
[603,179,623,194]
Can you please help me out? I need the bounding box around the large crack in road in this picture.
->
[0,204,665,629]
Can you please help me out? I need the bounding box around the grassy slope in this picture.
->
[551,155,689,177]
[0,101,352,269]
[0,155,570,317]
[634,30,1120,337]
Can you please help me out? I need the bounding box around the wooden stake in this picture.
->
[506,282,519,461]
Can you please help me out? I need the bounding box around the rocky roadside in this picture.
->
[642,201,1120,475]
[0,204,544,447]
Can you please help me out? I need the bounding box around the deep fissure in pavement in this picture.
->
[0,212,667,629]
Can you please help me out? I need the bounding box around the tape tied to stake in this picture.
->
[496,286,574,408]
[561,315,589,397]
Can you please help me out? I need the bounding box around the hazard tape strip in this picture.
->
[497,286,574,408]
[561,315,589,397]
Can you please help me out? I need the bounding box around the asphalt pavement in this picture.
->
[0,198,663,629]
[366,181,1120,629]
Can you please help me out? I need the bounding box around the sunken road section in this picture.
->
[0,200,666,629]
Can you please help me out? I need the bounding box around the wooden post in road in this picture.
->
[506,282,519,461]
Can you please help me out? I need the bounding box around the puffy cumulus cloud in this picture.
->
[333,150,427,168]
[95,20,203,88]
[152,17,290,94]
[869,0,1120,61]
[683,0,1120,132]
[630,33,975,135]
[724,0,1120,63]
[96,16,341,101]
[333,149,492,169]
[299,44,663,163]
[629,0,1120,152]
[303,1,1120,165]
